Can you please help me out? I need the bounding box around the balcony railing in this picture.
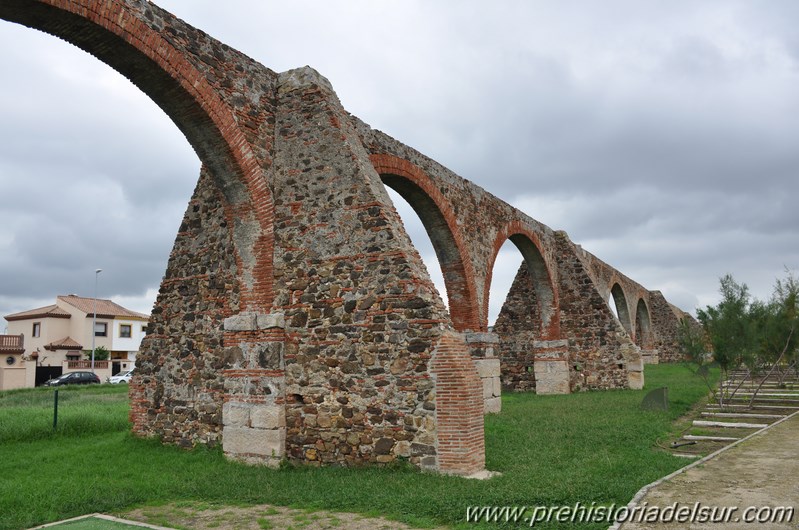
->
[67,360,109,369]
[0,334,24,352]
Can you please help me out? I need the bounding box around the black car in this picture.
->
[44,371,101,386]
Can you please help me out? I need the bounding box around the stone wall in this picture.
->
[494,265,541,392]
[6,0,696,477]
[130,167,239,446]
[650,292,690,363]
[554,233,643,391]
[270,68,484,473]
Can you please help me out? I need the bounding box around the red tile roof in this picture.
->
[5,296,149,322]
[57,295,149,320]
[44,336,83,351]
[4,304,71,321]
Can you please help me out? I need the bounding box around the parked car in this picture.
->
[108,369,134,384]
[44,371,101,386]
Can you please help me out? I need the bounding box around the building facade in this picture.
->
[1,295,148,390]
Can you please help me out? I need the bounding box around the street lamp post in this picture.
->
[90,268,102,373]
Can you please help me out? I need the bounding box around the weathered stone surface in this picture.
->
[222,403,250,427]
[474,358,500,379]
[224,313,257,332]
[628,370,645,390]
[223,426,285,458]
[465,332,500,344]
[251,405,286,429]
[534,359,570,395]
[257,313,286,330]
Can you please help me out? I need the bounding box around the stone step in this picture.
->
[705,404,799,410]
[726,397,799,403]
[701,412,785,419]
[725,377,799,382]
[683,435,740,442]
[725,378,799,384]
[722,382,799,387]
[735,390,799,397]
[692,420,767,429]
[722,384,799,390]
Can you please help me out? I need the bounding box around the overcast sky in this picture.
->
[2,0,799,330]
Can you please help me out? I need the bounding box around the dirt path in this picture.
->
[619,412,799,529]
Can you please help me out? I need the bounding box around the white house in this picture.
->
[2,295,148,389]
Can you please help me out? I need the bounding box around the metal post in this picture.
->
[53,389,59,430]
[90,268,102,373]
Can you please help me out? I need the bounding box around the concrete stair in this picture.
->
[671,369,799,457]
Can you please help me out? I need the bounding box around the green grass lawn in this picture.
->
[0,365,714,530]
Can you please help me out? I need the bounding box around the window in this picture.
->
[119,324,132,338]
[32,322,41,338]
[141,324,148,334]
[94,322,107,337]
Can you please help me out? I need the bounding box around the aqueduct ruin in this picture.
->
[1,0,692,476]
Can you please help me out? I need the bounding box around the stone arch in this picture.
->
[634,298,653,349]
[490,224,565,394]
[609,283,632,334]
[370,154,481,332]
[486,223,559,338]
[0,0,274,310]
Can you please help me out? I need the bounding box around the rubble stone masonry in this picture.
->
[3,0,692,476]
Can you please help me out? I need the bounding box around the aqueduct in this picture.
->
[1,0,692,476]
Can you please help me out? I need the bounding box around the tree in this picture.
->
[677,317,717,399]
[746,271,799,401]
[696,271,799,407]
[84,345,110,361]
[697,274,757,399]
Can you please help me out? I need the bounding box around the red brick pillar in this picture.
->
[430,332,486,476]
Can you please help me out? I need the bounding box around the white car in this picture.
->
[109,369,134,384]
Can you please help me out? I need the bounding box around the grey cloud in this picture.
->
[3,0,799,324]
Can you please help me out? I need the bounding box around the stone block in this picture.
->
[626,359,644,372]
[250,404,285,429]
[394,440,411,457]
[628,371,645,390]
[474,358,500,379]
[482,378,494,400]
[222,402,250,427]
[223,426,285,458]
[464,332,500,344]
[257,312,286,330]
[642,350,660,364]
[534,359,570,395]
[223,312,257,331]
[484,396,501,414]
[533,339,569,349]
[492,376,501,397]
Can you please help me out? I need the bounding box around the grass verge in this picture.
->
[1,365,711,530]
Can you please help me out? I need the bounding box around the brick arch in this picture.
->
[634,298,653,348]
[609,282,632,334]
[0,0,274,310]
[370,154,481,332]
[487,222,560,338]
